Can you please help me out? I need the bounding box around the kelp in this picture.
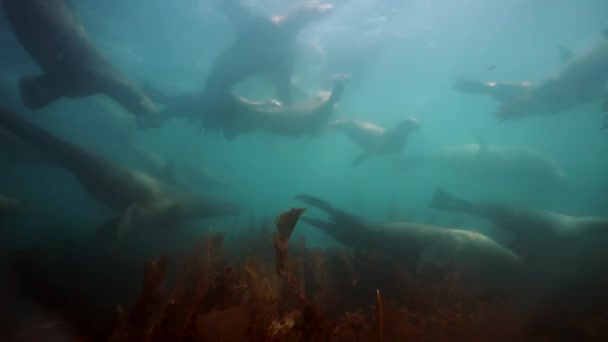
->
[6,207,608,341]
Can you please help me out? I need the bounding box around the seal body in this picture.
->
[208,0,334,104]
[331,117,421,165]
[223,75,347,140]
[393,140,569,193]
[430,189,608,244]
[498,40,608,121]
[453,35,608,124]
[2,0,158,123]
[199,1,334,131]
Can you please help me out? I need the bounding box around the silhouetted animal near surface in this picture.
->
[2,0,160,126]
[0,107,241,239]
[454,30,608,127]
[198,0,334,131]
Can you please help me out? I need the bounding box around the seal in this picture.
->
[220,74,348,140]
[2,0,160,126]
[208,0,334,104]
[199,0,334,131]
[0,193,28,218]
[329,116,421,165]
[392,134,569,193]
[429,188,608,301]
[0,107,241,239]
[453,30,608,126]
[295,194,522,288]
[430,188,608,249]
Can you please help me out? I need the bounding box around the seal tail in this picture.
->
[300,216,338,234]
[294,194,336,214]
[299,216,363,245]
[429,188,477,214]
[19,74,61,110]
[295,194,369,231]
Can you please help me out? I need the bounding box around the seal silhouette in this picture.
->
[0,106,241,239]
[2,0,160,126]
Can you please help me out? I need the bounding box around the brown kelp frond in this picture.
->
[272,207,306,270]
[272,207,330,339]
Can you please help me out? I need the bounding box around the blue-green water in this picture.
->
[1,0,608,338]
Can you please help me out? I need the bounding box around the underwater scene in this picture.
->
[1,0,608,340]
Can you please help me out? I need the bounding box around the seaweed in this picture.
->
[6,206,608,341]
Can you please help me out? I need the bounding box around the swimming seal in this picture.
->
[220,74,348,140]
[0,107,241,239]
[392,134,569,193]
[430,188,608,247]
[199,0,334,131]
[295,194,522,287]
[2,0,160,126]
[330,116,421,165]
[209,0,334,104]
[453,30,608,126]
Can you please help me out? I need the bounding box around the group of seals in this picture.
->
[295,194,522,287]
[1,0,160,127]
[454,29,608,128]
[0,107,241,239]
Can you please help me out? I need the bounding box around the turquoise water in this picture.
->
[0,2,608,336]
[1,0,607,247]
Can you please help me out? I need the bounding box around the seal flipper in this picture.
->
[295,194,335,214]
[19,74,61,110]
[295,194,372,233]
[429,188,477,214]
[300,216,380,251]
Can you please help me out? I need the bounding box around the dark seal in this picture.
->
[2,0,159,126]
